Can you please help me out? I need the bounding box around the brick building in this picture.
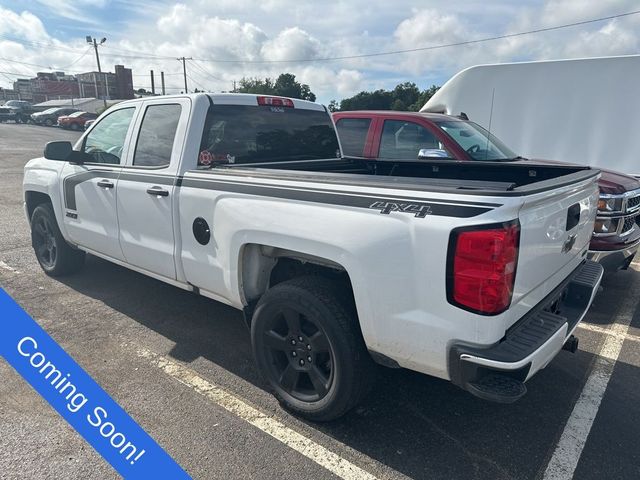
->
[11,65,134,102]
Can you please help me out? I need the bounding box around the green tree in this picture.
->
[235,77,276,95]
[327,99,339,112]
[273,73,316,101]
[234,73,316,101]
[339,89,394,111]
[392,82,420,110]
[408,85,440,111]
[337,83,440,112]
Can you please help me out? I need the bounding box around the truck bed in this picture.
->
[211,157,598,196]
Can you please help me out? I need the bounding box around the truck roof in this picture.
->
[117,93,325,111]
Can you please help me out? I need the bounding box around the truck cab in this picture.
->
[333,110,640,272]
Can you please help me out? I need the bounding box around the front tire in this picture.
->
[251,276,375,421]
[31,204,85,276]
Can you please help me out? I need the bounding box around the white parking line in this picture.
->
[135,346,401,480]
[542,287,639,480]
[0,260,20,274]
[578,322,640,348]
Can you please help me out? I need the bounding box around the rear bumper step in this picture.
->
[449,260,603,403]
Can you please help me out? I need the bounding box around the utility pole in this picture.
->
[87,36,107,108]
[177,57,192,93]
[150,70,155,95]
[160,71,166,95]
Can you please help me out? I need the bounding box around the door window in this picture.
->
[83,107,135,164]
[133,104,182,167]
[335,118,371,157]
[379,120,447,160]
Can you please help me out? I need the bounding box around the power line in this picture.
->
[0,33,87,54]
[189,59,224,82]
[0,70,33,76]
[131,72,183,77]
[59,47,93,69]
[185,73,208,92]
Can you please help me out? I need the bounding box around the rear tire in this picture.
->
[251,275,376,421]
[31,203,85,276]
[70,123,79,131]
[44,118,53,127]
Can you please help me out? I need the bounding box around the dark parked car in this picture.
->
[57,111,98,130]
[0,100,35,123]
[31,107,79,126]
[333,110,640,272]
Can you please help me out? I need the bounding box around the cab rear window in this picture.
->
[198,104,339,166]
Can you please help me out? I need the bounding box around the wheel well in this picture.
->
[25,191,52,221]
[240,244,355,318]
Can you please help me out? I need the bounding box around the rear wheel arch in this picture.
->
[238,243,358,320]
[239,243,353,292]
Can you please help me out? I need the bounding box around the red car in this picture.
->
[333,110,640,272]
[57,111,98,131]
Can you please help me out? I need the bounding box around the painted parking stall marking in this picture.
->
[134,345,402,480]
[0,288,190,479]
[542,269,640,480]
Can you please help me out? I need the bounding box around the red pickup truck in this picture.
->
[333,110,640,272]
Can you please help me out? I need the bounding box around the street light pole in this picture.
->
[87,36,107,109]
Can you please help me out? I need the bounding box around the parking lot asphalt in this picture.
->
[0,123,639,480]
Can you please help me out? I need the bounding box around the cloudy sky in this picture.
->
[0,0,639,103]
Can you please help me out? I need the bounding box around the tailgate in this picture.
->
[508,174,599,327]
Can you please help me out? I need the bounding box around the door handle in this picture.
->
[97,179,114,189]
[146,186,169,197]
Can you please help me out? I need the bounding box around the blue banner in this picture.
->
[0,288,191,479]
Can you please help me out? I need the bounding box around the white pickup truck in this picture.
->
[23,93,604,420]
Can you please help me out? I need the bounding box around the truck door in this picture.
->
[61,106,137,260]
[116,100,189,280]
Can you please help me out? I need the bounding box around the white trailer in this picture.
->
[422,55,640,176]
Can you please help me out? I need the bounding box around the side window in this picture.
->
[83,108,135,164]
[335,118,371,157]
[133,104,182,167]
[379,120,446,160]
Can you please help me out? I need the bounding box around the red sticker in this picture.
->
[199,150,213,166]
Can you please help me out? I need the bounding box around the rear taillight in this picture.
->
[257,96,295,108]
[447,221,520,315]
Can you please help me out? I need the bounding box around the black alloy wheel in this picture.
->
[30,204,85,276]
[261,305,333,402]
[251,275,376,421]
[32,214,57,269]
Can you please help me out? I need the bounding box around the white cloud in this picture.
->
[0,8,49,41]
[261,27,324,61]
[1,1,640,103]
[34,0,102,25]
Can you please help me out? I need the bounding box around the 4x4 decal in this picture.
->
[369,201,433,218]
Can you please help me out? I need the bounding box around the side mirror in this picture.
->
[418,148,450,159]
[44,141,72,161]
